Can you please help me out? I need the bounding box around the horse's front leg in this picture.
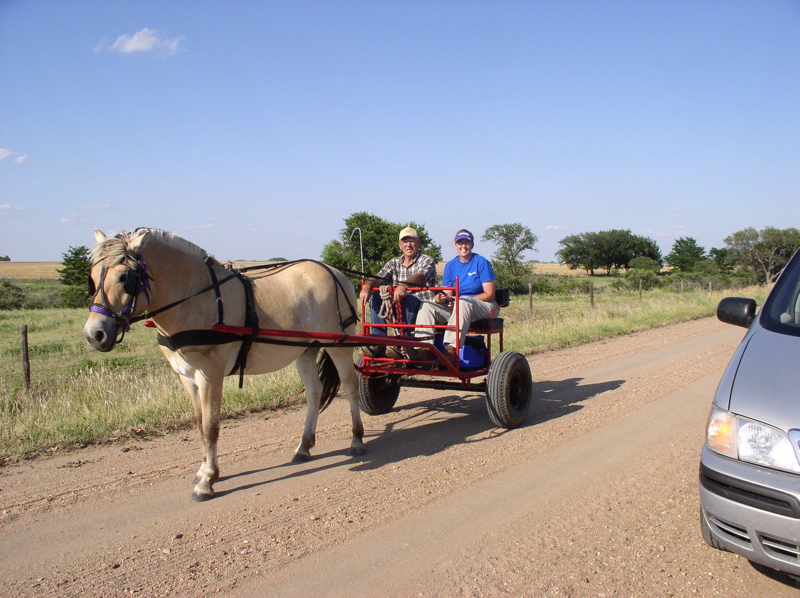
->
[292,351,322,462]
[179,373,223,501]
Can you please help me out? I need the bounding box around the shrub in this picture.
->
[0,281,25,310]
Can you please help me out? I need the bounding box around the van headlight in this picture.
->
[706,405,800,473]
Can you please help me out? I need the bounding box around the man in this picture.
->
[359,227,437,357]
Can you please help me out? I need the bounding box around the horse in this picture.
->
[83,228,366,501]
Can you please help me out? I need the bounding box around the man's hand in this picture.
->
[392,283,408,302]
[359,285,371,304]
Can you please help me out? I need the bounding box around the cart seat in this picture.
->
[469,317,504,332]
[469,289,509,333]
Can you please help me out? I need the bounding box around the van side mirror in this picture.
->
[717,297,757,328]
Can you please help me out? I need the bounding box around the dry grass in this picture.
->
[532,262,583,276]
[0,262,62,280]
[436,261,583,277]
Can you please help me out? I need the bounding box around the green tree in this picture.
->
[57,245,92,307]
[556,232,602,275]
[557,229,661,274]
[629,256,661,272]
[321,212,442,277]
[481,223,538,277]
[665,237,706,272]
[708,247,732,273]
[725,226,800,283]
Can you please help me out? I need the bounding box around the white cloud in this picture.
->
[0,149,27,164]
[544,224,564,231]
[79,204,112,211]
[98,28,185,56]
[60,215,77,224]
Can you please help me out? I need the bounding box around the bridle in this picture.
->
[88,253,152,343]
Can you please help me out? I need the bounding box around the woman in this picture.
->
[412,229,497,363]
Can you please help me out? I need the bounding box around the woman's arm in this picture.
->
[471,280,496,303]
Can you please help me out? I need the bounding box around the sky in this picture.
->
[1,1,798,265]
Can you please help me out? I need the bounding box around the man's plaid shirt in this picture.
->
[376,253,437,302]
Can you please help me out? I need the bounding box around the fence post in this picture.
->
[590,281,595,310]
[528,282,533,313]
[21,325,30,390]
[638,280,643,301]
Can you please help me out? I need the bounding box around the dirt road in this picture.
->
[2,318,799,597]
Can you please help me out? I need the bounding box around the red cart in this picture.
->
[353,283,532,429]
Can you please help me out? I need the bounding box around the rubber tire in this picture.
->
[485,351,532,429]
[356,355,401,416]
[700,508,727,551]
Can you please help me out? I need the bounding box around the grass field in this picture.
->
[0,278,770,462]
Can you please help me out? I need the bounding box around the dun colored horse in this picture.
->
[83,228,365,501]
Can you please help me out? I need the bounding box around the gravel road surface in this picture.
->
[2,318,799,597]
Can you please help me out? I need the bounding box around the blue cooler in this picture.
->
[432,335,486,367]
[460,336,487,368]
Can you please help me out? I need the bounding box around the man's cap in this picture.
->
[399,227,419,241]
[454,231,474,243]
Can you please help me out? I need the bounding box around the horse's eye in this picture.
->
[87,275,96,296]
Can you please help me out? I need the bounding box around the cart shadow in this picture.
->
[213,376,624,497]
[529,377,625,424]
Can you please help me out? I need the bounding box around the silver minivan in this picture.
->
[700,248,800,577]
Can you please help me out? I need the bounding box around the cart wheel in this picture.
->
[485,351,532,429]
[356,355,401,415]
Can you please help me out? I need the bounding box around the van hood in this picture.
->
[729,327,800,433]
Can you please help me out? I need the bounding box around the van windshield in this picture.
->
[762,249,800,337]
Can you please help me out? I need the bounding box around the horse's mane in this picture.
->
[91,228,222,268]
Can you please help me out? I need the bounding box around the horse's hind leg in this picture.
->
[292,349,323,462]
[327,347,366,457]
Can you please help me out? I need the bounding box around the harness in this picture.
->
[89,256,359,388]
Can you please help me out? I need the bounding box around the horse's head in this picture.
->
[83,229,152,352]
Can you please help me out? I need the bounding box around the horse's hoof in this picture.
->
[190,491,214,502]
[348,447,367,457]
[292,453,311,463]
[192,477,200,485]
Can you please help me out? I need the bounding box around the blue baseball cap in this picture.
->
[454,231,474,243]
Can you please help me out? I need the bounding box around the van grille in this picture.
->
[710,515,751,544]
[761,534,800,560]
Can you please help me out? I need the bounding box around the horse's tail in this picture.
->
[317,350,341,412]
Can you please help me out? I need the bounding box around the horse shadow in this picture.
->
[212,375,625,498]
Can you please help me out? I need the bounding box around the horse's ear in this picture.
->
[94,229,107,244]
[128,229,150,253]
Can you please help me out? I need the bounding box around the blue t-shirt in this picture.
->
[442,253,496,297]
